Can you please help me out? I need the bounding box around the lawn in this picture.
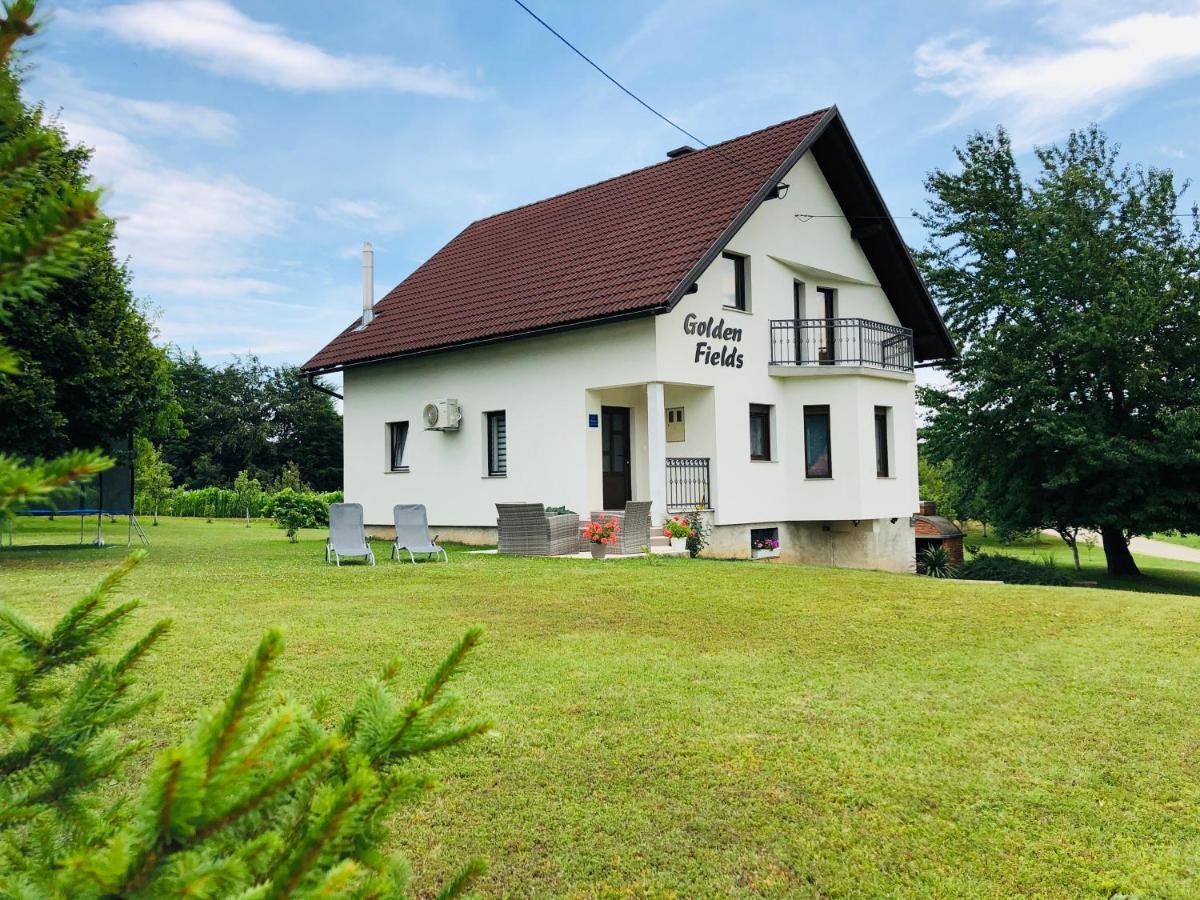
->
[3,517,1200,897]
[964,526,1200,596]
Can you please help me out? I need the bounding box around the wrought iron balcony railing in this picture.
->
[666,457,710,511]
[769,318,914,373]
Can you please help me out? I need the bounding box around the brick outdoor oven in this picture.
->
[913,501,964,568]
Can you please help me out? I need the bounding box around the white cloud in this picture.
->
[317,199,399,231]
[64,0,479,98]
[56,111,292,301]
[915,10,1200,146]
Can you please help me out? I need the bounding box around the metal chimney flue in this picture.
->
[360,241,375,327]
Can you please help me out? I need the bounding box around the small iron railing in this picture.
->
[769,318,914,372]
[666,457,710,511]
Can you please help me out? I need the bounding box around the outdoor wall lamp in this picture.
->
[769,182,790,200]
[853,520,861,527]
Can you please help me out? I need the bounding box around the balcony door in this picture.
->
[817,286,836,364]
[601,405,632,510]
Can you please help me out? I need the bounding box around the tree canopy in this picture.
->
[917,125,1200,576]
[0,0,111,516]
[162,352,342,491]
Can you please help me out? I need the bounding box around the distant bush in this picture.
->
[134,486,342,520]
[956,552,1073,586]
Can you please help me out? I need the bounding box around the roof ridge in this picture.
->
[465,106,834,227]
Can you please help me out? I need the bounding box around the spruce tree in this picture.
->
[0,0,109,516]
[0,556,491,897]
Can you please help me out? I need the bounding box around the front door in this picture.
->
[601,405,632,510]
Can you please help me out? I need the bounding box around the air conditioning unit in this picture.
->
[423,399,462,431]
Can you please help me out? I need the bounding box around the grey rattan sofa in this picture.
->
[590,500,652,555]
[496,503,580,556]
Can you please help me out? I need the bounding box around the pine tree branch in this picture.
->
[267,777,368,899]
[195,735,344,844]
[203,629,282,782]
[437,858,486,900]
[0,0,37,65]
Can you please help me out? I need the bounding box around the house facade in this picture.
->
[303,107,956,571]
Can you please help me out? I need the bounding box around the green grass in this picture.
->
[964,527,1200,596]
[4,517,1200,896]
[1152,532,1200,551]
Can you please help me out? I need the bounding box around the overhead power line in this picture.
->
[507,0,776,183]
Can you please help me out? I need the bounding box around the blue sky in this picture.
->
[28,0,1200,371]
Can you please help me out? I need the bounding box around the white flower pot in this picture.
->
[670,537,685,550]
[751,548,779,559]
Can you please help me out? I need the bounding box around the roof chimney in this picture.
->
[666,145,696,159]
[360,241,374,327]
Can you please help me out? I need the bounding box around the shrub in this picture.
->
[266,488,328,541]
[917,544,955,577]
[956,552,1073,586]
[134,487,343,521]
[683,508,709,558]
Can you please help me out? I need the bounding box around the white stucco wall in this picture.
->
[342,318,657,526]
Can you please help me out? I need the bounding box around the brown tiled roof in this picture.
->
[303,108,833,372]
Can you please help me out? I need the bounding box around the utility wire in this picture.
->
[795,212,1199,221]
[507,0,778,184]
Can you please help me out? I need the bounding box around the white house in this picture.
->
[303,107,956,571]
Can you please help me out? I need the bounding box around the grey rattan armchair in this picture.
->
[496,503,580,556]
[591,500,652,555]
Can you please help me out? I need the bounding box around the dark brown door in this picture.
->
[601,406,632,510]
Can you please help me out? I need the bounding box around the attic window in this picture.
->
[720,252,747,311]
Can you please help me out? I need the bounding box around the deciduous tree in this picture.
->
[917,126,1200,576]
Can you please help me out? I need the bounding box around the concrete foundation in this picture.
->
[703,518,915,572]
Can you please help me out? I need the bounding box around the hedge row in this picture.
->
[134,486,343,520]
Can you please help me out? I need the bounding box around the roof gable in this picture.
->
[303,107,953,372]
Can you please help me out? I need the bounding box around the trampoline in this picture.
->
[3,438,149,549]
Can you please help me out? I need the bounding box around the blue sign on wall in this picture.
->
[588,413,599,428]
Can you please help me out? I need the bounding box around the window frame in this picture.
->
[387,420,409,472]
[874,406,891,478]
[749,403,772,462]
[485,410,507,477]
[803,405,832,479]
[720,251,748,312]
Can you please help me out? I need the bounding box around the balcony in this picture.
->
[769,318,914,374]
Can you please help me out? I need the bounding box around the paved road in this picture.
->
[1128,536,1200,564]
[1040,530,1200,565]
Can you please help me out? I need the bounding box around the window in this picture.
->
[486,410,507,476]
[720,252,747,311]
[387,421,409,471]
[874,407,891,478]
[804,405,831,478]
[749,404,772,461]
[666,406,685,443]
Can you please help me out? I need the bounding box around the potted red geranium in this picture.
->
[582,517,620,558]
[662,515,692,550]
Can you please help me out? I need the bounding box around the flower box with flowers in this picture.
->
[751,537,780,559]
[662,514,695,550]
[582,517,621,558]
